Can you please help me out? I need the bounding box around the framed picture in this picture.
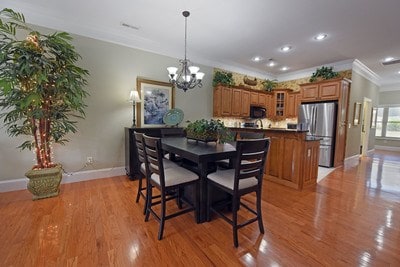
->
[370,107,378,128]
[136,77,174,127]
[353,102,362,126]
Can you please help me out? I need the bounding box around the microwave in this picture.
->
[250,106,266,118]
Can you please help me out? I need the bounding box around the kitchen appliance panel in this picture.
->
[319,145,333,167]
[315,102,336,137]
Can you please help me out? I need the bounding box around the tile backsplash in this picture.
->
[215,117,297,129]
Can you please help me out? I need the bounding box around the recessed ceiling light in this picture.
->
[281,66,289,71]
[267,59,275,67]
[314,33,328,41]
[252,56,263,62]
[383,57,395,62]
[398,70,400,74]
[280,45,292,52]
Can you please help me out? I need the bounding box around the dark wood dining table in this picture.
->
[161,137,237,223]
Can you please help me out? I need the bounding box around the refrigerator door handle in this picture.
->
[313,105,317,135]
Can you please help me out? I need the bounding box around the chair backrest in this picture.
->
[233,138,270,191]
[142,134,166,188]
[238,132,265,140]
[161,128,185,137]
[134,131,146,164]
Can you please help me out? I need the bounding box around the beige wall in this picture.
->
[345,71,380,157]
[0,27,213,181]
[375,89,400,147]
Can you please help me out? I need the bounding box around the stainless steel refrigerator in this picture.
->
[298,102,337,167]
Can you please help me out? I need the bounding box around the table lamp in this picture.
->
[128,89,141,127]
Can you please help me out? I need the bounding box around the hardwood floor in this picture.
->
[0,150,399,266]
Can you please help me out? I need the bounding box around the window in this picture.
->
[375,106,400,138]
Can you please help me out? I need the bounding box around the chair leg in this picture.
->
[232,195,239,248]
[177,188,183,209]
[145,183,152,222]
[136,177,142,203]
[206,183,211,222]
[256,189,264,234]
[142,182,147,215]
[158,191,166,240]
[195,182,200,223]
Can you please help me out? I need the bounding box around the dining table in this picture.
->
[161,137,237,223]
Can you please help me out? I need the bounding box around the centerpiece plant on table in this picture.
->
[185,119,233,143]
[0,9,89,200]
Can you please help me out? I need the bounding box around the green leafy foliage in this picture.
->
[0,8,89,169]
[212,70,235,87]
[261,79,278,92]
[185,119,233,143]
[309,66,339,82]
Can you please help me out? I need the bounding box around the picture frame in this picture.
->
[353,102,362,126]
[370,107,378,128]
[136,77,174,127]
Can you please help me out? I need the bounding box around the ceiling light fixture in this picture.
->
[252,56,263,62]
[314,33,328,41]
[268,59,275,67]
[167,11,204,92]
[281,66,289,71]
[383,57,394,62]
[280,45,292,52]
[398,70,400,74]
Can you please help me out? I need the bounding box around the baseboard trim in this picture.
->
[0,166,126,193]
[375,145,400,152]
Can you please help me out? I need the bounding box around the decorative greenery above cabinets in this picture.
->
[309,66,339,82]
[212,70,235,87]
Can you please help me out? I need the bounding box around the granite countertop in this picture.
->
[305,136,323,141]
[229,127,308,133]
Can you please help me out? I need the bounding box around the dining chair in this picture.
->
[207,138,270,247]
[134,131,176,214]
[142,134,199,240]
[217,131,263,169]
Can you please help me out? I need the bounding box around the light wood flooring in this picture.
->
[0,150,399,266]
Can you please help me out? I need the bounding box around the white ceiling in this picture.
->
[2,0,400,87]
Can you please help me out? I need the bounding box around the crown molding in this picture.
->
[352,59,381,86]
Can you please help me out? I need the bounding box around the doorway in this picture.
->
[360,97,372,156]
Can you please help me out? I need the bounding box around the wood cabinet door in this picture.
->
[213,86,222,117]
[266,93,274,118]
[319,81,340,100]
[334,81,350,166]
[265,136,282,178]
[231,89,241,116]
[258,93,267,107]
[274,91,286,118]
[241,90,250,117]
[285,93,297,118]
[250,91,259,105]
[302,140,320,188]
[281,137,300,186]
[301,84,319,102]
[221,87,232,116]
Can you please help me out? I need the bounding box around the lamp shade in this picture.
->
[129,90,141,103]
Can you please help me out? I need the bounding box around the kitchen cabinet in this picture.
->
[250,91,259,105]
[233,128,319,190]
[300,79,341,102]
[334,79,350,167]
[231,88,242,116]
[258,93,267,107]
[271,89,294,120]
[240,90,251,117]
[286,91,301,118]
[299,78,351,167]
[213,85,262,118]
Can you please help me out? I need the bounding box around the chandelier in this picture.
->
[167,11,204,92]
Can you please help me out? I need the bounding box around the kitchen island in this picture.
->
[230,127,320,190]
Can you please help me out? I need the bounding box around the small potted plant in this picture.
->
[0,9,89,200]
[185,119,233,143]
[212,70,235,87]
[262,79,278,92]
[309,66,339,82]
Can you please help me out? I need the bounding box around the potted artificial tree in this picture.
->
[0,9,89,200]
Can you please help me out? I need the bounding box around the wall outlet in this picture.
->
[86,156,94,164]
